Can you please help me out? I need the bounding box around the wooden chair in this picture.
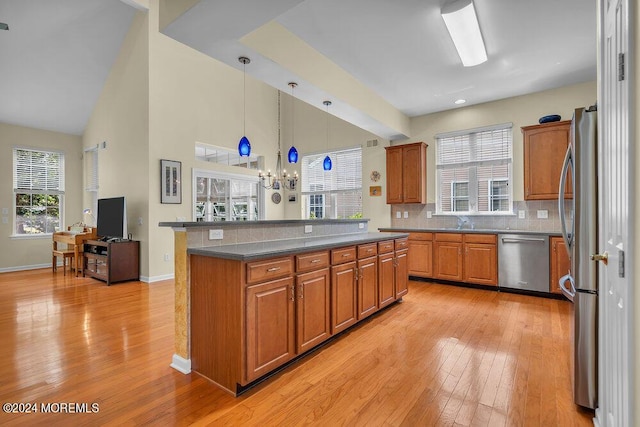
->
[52,246,75,275]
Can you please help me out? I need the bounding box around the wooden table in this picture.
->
[53,229,97,276]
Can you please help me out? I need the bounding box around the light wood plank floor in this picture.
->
[0,269,595,426]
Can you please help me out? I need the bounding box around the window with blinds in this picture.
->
[13,148,65,235]
[436,123,512,215]
[301,147,362,219]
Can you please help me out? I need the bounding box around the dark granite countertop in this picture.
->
[378,227,562,237]
[160,218,369,228]
[188,232,409,261]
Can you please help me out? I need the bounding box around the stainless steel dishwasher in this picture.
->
[498,234,549,292]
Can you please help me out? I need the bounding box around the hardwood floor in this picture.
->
[0,269,595,426]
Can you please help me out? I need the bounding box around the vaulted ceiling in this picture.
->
[0,0,596,138]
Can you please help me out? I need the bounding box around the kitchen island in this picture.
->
[160,219,408,395]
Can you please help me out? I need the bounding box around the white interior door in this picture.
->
[597,0,633,426]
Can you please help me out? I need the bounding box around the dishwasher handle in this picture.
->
[501,237,546,244]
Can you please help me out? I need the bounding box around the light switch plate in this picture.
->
[403,211,409,219]
[1,208,8,215]
[426,211,432,219]
[304,225,313,233]
[537,210,549,219]
[1,217,7,224]
[518,210,526,219]
[396,211,401,219]
[209,229,224,240]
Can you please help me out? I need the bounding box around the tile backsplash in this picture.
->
[390,200,571,233]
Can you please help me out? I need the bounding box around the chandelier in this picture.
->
[259,90,298,190]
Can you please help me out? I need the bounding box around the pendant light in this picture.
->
[323,100,332,171]
[287,82,299,164]
[237,56,251,157]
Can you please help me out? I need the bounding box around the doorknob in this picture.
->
[590,252,608,265]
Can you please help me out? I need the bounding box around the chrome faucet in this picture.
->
[456,216,474,230]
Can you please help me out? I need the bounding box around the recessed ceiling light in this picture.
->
[455,99,466,105]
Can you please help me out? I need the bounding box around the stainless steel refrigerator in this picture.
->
[558,105,598,409]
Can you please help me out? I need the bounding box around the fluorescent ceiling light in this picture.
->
[441,0,487,67]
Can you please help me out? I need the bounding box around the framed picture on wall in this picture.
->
[161,159,182,204]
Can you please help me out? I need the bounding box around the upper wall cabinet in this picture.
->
[522,120,572,200]
[385,142,428,204]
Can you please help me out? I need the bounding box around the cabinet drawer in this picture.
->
[296,251,330,273]
[408,232,433,241]
[395,238,409,250]
[435,233,463,242]
[378,240,395,254]
[464,234,497,244]
[246,257,293,284]
[331,247,356,265]
[357,243,377,259]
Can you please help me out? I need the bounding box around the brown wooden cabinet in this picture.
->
[190,236,408,395]
[378,251,396,309]
[296,267,331,352]
[433,233,464,281]
[463,234,498,286]
[407,232,433,278]
[246,276,295,381]
[83,239,140,285]
[395,248,408,298]
[357,243,378,320]
[522,120,572,200]
[550,236,571,294]
[331,247,358,335]
[385,142,428,204]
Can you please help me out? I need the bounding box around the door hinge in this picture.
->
[619,249,625,278]
[618,53,625,81]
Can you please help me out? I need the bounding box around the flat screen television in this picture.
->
[97,197,128,241]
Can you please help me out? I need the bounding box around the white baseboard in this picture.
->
[170,354,191,374]
[0,263,52,273]
[140,273,174,283]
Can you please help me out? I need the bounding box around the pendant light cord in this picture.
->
[243,61,246,136]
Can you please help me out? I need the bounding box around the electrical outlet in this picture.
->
[304,225,313,234]
[1,217,7,224]
[358,222,365,229]
[403,211,409,219]
[164,253,170,262]
[209,229,223,240]
[426,211,432,219]
[396,211,401,219]
[518,210,526,219]
[1,208,7,215]
[176,216,186,222]
[138,217,143,225]
[537,210,549,219]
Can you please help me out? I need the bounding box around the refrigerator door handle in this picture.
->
[558,145,574,253]
[559,273,575,302]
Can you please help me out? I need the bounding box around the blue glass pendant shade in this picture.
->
[323,155,332,171]
[287,146,299,163]
[238,136,251,157]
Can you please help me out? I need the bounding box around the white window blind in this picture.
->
[436,124,512,214]
[301,147,362,219]
[84,147,98,191]
[13,148,65,193]
[13,148,65,235]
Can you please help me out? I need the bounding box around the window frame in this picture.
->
[488,178,510,212]
[12,147,65,237]
[435,123,513,216]
[450,181,470,213]
[300,146,362,220]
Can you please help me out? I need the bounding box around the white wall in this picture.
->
[408,81,597,203]
[0,122,83,271]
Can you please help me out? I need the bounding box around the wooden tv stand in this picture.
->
[83,239,140,285]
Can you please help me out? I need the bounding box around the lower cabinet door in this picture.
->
[378,252,396,308]
[331,262,358,334]
[358,256,378,319]
[245,276,295,382]
[463,243,498,286]
[296,268,331,353]
[395,249,408,298]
